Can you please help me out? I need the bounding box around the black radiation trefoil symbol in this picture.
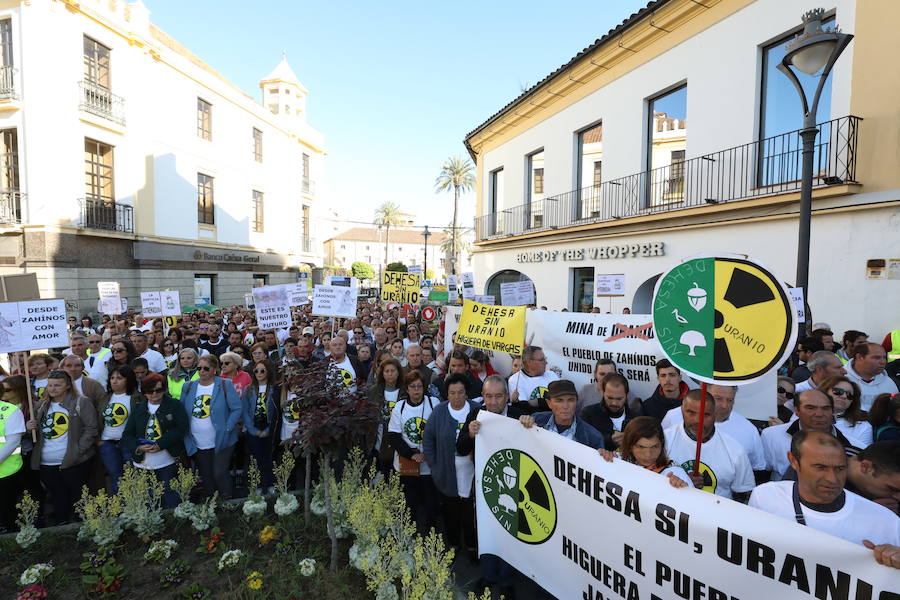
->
[714,266,776,374]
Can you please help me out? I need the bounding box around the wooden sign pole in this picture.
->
[23,358,37,443]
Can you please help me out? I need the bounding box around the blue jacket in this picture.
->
[533,412,604,449]
[423,399,479,497]
[241,383,281,437]
[181,377,242,455]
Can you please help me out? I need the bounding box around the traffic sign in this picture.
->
[652,255,797,384]
[421,306,437,322]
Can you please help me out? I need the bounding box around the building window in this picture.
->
[1,128,19,191]
[83,36,110,88]
[252,128,263,162]
[301,204,310,247]
[758,17,834,186]
[302,153,310,192]
[572,267,595,313]
[0,19,13,68]
[647,85,687,205]
[84,138,114,203]
[533,168,544,195]
[251,190,264,233]
[525,150,545,229]
[592,161,602,188]
[269,104,279,114]
[253,275,268,287]
[197,98,212,140]
[197,173,214,224]
[194,275,215,305]
[486,270,535,305]
[487,167,504,235]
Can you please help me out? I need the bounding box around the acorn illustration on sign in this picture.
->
[680,330,706,356]
[687,282,707,312]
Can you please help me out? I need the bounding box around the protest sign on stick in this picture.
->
[381,271,421,303]
[312,284,356,318]
[252,285,291,330]
[97,282,122,315]
[455,300,526,356]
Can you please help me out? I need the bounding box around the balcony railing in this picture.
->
[0,66,17,100]
[0,190,23,224]
[79,80,126,125]
[302,179,316,195]
[78,197,134,233]
[301,236,316,254]
[475,115,861,241]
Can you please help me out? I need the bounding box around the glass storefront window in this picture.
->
[572,267,594,312]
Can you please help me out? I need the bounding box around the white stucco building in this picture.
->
[465,0,900,339]
[0,0,326,311]
[323,227,452,280]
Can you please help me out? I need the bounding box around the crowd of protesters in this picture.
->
[0,302,898,598]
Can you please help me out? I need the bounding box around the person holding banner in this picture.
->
[423,373,480,555]
[181,355,243,500]
[518,380,604,449]
[750,430,900,569]
[26,370,98,525]
[242,359,280,494]
[597,417,691,488]
[388,370,440,535]
[581,374,640,451]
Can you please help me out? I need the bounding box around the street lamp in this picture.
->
[777,8,852,331]
[421,225,431,281]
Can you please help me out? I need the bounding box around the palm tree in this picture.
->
[434,156,475,275]
[373,201,403,273]
[440,225,473,270]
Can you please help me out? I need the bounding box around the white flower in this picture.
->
[332,520,350,539]
[19,562,53,586]
[173,501,196,520]
[242,498,267,518]
[349,542,379,571]
[309,496,326,516]
[217,549,243,571]
[298,557,316,577]
[274,493,299,516]
[15,526,40,549]
[375,581,400,600]
[144,539,178,562]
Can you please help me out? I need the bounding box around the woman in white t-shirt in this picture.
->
[818,376,872,447]
[97,365,142,493]
[388,370,439,534]
[402,325,421,350]
[598,417,692,488]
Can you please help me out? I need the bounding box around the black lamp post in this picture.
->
[422,225,431,281]
[777,8,852,331]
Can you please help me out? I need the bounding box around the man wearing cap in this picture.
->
[519,380,604,449]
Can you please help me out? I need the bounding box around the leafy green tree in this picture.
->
[351,261,376,281]
[425,268,435,281]
[434,156,475,275]
[440,224,473,267]
[373,201,404,269]
[385,262,407,272]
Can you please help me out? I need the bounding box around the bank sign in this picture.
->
[516,241,664,263]
[474,412,897,600]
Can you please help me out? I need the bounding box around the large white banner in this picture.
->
[312,284,356,318]
[474,412,897,600]
[252,285,291,330]
[0,299,68,352]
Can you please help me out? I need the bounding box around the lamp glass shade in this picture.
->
[790,39,837,74]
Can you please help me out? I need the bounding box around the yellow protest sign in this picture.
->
[455,300,526,355]
[381,271,421,303]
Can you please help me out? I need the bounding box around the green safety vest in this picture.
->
[0,400,24,478]
[889,330,900,362]
[168,371,199,399]
[87,346,111,359]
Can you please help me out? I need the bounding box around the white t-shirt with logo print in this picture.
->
[664,424,755,499]
[136,402,176,470]
[330,356,358,393]
[507,370,559,407]
[281,391,300,442]
[40,402,69,466]
[448,402,474,498]
[33,378,48,402]
[388,396,437,475]
[190,383,216,450]
[101,393,131,441]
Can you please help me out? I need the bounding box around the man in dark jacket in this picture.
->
[641,359,689,422]
[581,373,640,451]
[519,380,604,449]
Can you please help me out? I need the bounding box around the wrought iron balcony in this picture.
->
[0,66,17,100]
[475,115,861,241]
[78,197,134,233]
[301,235,316,254]
[0,190,23,224]
[79,80,126,125]
[302,179,316,195]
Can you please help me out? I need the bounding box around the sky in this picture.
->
[143,0,650,234]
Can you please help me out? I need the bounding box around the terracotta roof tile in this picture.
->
[325,227,448,245]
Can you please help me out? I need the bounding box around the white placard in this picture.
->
[447,274,458,297]
[499,281,535,306]
[473,295,495,305]
[407,265,423,275]
[252,285,292,330]
[97,297,126,315]
[140,292,163,317]
[788,287,806,323]
[312,284,356,318]
[0,299,69,352]
[461,272,476,300]
[97,281,122,315]
[160,291,181,316]
[594,273,626,297]
[474,413,897,600]
[286,282,309,306]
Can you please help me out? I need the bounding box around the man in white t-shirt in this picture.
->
[664,389,755,502]
[328,336,362,394]
[508,345,559,414]
[662,385,766,473]
[131,331,167,373]
[750,430,900,570]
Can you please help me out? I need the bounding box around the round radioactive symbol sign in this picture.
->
[481,449,556,544]
[652,255,797,384]
[680,460,718,494]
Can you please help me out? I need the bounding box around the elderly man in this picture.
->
[664,389,755,501]
[60,354,106,413]
[85,334,112,385]
[372,327,389,351]
[761,389,857,480]
[794,350,846,395]
[66,333,109,387]
[844,342,897,412]
[519,380,604,448]
[404,344,434,383]
[328,336,363,394]
[508,345,560,414]
[750,431,900,569]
